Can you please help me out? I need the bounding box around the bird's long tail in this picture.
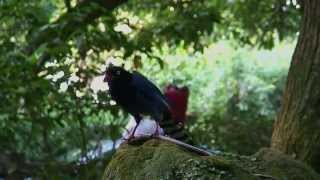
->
[157,135,211,156]
[159,110,194,145]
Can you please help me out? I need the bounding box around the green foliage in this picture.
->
[214,0,300,48]
[136,41,292,155]
[0,0,299,178]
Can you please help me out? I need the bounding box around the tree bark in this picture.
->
[271,0,320,172]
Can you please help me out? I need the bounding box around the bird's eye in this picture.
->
[116,70,121,75]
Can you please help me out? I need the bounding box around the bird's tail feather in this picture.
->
[157,135,211,156]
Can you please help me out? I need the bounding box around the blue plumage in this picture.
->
[104,65,171,139]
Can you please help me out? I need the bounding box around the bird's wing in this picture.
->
[131,72,164,96]
[131,72,170,110]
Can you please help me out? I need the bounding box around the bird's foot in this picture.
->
[125,135,152,145]
[150,132,160,138]
[122,134,136,142]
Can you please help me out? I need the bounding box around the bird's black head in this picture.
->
[104,65,131,83]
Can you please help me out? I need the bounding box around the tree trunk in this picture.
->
[271,0,320,172]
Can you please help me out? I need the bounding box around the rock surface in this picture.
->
[103,139,320,180]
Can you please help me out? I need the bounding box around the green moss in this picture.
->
[253,148,320,180]
[103,139,257,180]
[103,140,320,180]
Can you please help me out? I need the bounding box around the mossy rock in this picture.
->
[103,139,320,180]
[252,148,320,180]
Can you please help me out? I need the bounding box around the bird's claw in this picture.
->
[149,133,160,138]
[124,135,153,145]
[122,135,136,142]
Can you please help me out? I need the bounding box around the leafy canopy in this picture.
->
[0,0,299,178]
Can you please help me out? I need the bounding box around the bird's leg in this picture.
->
[121,127,133,141]
[155,122,160,136]
[126,114,141,141]
[151,113,163,138]
[150,121,160,138]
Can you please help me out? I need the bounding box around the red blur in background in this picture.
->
[164,84,189,126]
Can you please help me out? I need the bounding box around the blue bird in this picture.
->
[104,65,171,140]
